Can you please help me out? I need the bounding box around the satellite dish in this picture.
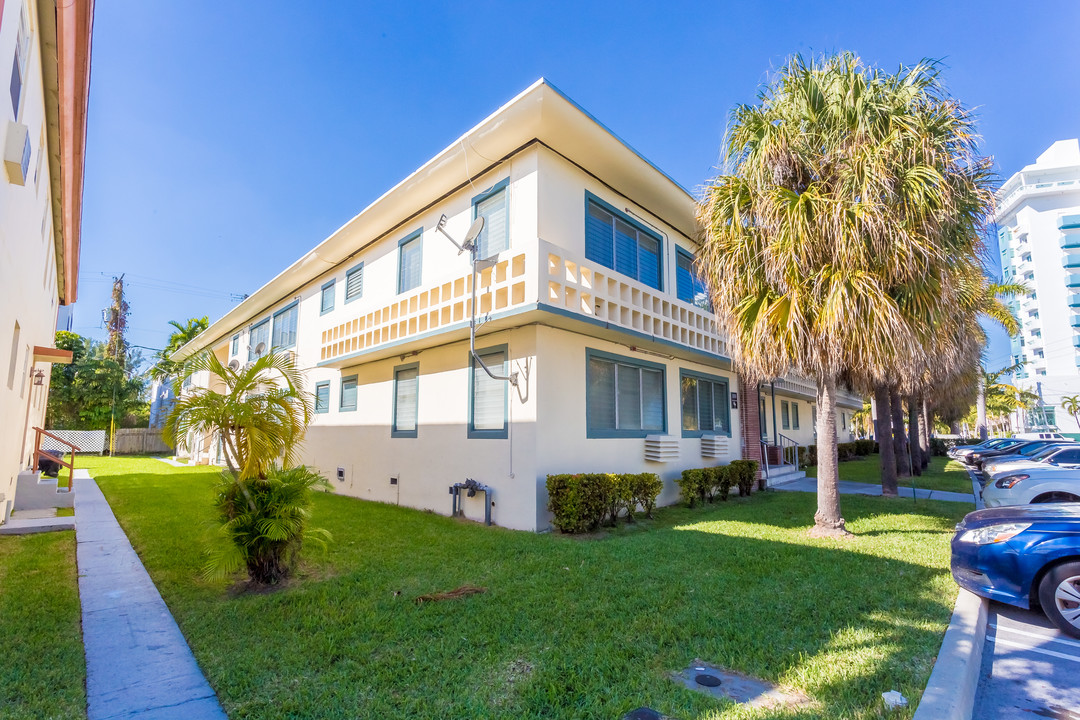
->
[464,217,485,245]
[228,359,240,371]
[254,342,266,356]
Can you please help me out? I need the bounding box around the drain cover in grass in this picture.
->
[672,659,816,711]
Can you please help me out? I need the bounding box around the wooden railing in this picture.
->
[31,427,80,492]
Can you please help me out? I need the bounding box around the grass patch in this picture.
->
[82,455,969,720]
[0,530,85,720]
[807,455,973,495]
[56,507,74,517]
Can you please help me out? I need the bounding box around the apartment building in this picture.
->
[0,0,93,522]
[996,139,1080,435]
[175,80,861,531]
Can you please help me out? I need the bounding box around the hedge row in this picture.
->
[930,437,984,456]
[676,460,759,508]
[546,473,663,534]
[797,439,878,467]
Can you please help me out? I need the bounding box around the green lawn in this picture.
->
[807,455,974,495]
[0,530,85,720]
[80,456,970,720]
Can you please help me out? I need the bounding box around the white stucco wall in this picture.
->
[0,0,61,522]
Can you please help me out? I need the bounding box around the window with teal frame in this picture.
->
[584,193,662,290]
[679,369,730,437]
[271,302,298,350]
[473,179,509,260]
[340,375,357,412]
[469,346,508,439]
[587,349,665,438]
[676,247,709,308]
[248,319,269,361]
[314,381,330,414]
[792,403,799,430]
[392,363,419,438]
[781,401,790,430]
[230,334,239,357]
[345,262,364,303]
[320,280,335,315]
[398,231,422,294]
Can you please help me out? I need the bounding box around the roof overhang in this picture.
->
[33,345,73,364]
[175,79,699,360]
[38,0,94,306]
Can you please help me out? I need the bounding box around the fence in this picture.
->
[41,429,106,454]
[113,428,173,455]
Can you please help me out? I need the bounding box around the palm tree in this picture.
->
[1062,394,1080,431]
[164,349,321,584]
[150,316,209,381]
[165,349,311,479]
[698,53,992,536]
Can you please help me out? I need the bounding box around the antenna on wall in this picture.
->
[435,214,518,387]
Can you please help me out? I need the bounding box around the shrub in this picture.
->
[678,468,708,508]
[729,459,758,496]
[710,465,733,501]
[604,473,633,527]
[205,465,332,585]
[545,474,609,533]
[625,473,662,519]
[853,439,877,456]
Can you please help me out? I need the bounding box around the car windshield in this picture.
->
[1017,443,1051,456]
[1044,449,1080,465]
[1032,445,1068,460]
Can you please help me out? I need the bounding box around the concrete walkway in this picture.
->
[75,475,227,720]
[773,477,975,503]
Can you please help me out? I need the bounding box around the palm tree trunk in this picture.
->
[811,375,848,537]
[874,384,898,496]
[907,396,922,477]
[919,396,931,469]
[976,369,988,441]
[890,387,911,477]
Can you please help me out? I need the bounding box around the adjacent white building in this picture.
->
[0,0,94,523]
[996,139,1080,436]
[175,80,861,531]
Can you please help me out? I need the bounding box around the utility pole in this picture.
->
[105,275,129,454]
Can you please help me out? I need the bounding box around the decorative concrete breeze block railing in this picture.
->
[538,239,729,359]
[320,253,530,362]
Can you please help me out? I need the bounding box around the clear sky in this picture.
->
[76,1,1080,371]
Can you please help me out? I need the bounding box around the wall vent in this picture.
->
[644,434,679,462]
[700,434,728,459]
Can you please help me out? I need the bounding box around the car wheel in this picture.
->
[1031,493,1080,503]
[1038,562,1080,639]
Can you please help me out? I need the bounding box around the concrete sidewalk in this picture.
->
[75,475,227,720]
[773,477,975,503]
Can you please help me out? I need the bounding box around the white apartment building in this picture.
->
[0,0,94,523]
[176,80,861,531]
[996,139,1080,436]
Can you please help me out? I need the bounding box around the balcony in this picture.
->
[316,239,731,367]
[1073,315,1080,327]
[1061,214,1080,231]
[1074,336,1080,348]
[1065,256,1080,270]
[1069,294,1080,309]
[1068,274,1080,289]
[1060,235,1080,249]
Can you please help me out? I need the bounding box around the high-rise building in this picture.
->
[995,139,1080,434]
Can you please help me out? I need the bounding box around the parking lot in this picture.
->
[973,601,1080,718]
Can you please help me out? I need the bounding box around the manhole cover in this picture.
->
[695,674,722,688]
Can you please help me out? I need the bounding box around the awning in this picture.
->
[33,346,74,364]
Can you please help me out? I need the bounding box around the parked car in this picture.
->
[981,464,1080,507]
[969,440,1063,469]
[950,438,1024,463]
[982,443,1080,480]
[952,504,1080,638]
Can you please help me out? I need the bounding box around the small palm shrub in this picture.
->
[205,465,331,585]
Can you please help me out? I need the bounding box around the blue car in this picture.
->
[951,504,1080,637]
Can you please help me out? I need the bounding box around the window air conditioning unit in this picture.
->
[4,121,30,186]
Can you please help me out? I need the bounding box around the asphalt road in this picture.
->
[973,601,1080,718]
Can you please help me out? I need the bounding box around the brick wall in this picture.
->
[738,376,764,479]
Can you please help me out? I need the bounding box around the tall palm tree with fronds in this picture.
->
[150,316,209,381]
[698,53,993,536]
[1062,395,1080,432]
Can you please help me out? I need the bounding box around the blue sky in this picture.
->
[76,1,1080,370]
